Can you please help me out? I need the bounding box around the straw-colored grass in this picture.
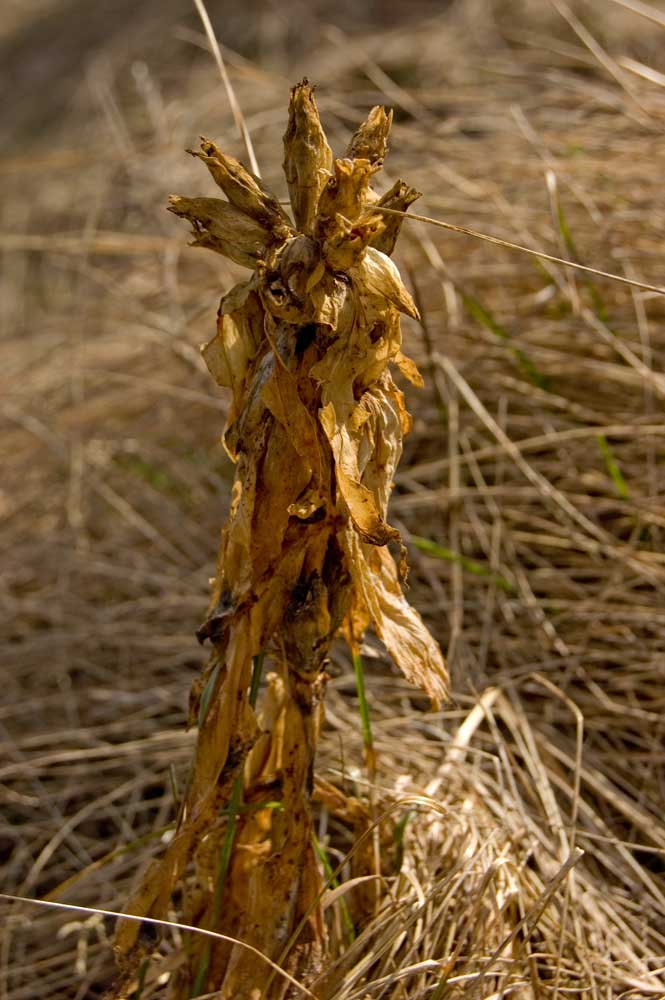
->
[2,1,665,997]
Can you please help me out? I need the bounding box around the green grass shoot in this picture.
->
[410,535,515,592]
[597,435,630,499]
[313,832,356,941]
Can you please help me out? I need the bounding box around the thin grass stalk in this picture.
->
[351,646,375,779]
[311,833,356,943]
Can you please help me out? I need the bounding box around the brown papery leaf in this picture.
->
[353,245,420,319]
[345,532,449,708]
[316,157,376,227]
[319,399,399,546]
[347,105,393,165]
[260,353,324,514]
[283,80,333,234]
[201,279,265,456]
[372,179,422,256]
[190,137,293,237]
[395,349,425,387]
[168,195,272,268]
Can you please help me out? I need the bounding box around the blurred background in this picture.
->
[2,1,665,997]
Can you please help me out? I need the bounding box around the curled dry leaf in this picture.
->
[373,178,422,255]
[347,105,393,165]
[114,80,447,1000]
[167,195,272,268]
[346,533,449,708]
[354,245,420,319]
[283,80,333,235]
[189,137,293,236]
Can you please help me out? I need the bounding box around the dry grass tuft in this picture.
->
[1,1,665,997]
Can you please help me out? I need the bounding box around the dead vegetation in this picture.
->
[110,83,447,998]
[1,1,665,998]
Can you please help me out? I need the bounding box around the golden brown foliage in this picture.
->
[112,81,446,998]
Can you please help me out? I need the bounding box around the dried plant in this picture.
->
[112,81,447,998]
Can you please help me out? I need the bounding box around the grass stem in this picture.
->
[352,646,375,779]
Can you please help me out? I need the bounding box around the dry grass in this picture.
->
[2,1,665,997]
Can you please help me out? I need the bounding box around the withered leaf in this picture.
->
[201,280,260,390]
[395,349,425,387]
[316,157,376,227]
[190,137,293,237]
[345,532,449,709]
[124,83,449,1000]
[372,179,422,257]
[309,270,354,329]
[201,279,265,457]
[319,399,398,546]
[168,195,271,269]
[320,212,385,271]
[260,351,325,516]
[354,378,404,515]
[347,105,393,165]
[353,245,420,319]
[283,80,333,235]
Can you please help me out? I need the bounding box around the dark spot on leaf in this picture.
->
[138,920,160,947]
[295,322,318,355]
[196,590,234,644]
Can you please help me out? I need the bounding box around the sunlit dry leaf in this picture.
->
[201,281,258,390]
[316,157,376,227]
[355,377,404,515]
[320,213,385,271]
[353,245,420,319]
[260,235,323,321]
[319,399,398,546]
[167,195,271,268]
[372,179,422,256]
[283,80,333,234]
[345,533,449,708]
[314,158,385,269]
[189,137,293,237]
[395,349,425,387]
[347,105,393,165]
[260,354,324,515]
[309,270,354,329]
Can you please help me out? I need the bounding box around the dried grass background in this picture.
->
[2,1,665,997]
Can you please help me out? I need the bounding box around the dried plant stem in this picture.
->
[377,205,665,296]
[110,83,447,999]
[191,0,260,176]
[191,653,265,996]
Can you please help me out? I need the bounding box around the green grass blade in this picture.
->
[556,197,610,322]
[197,662,220,729]
[394,809,414,874]
[460,289,549,389]
[597,435,630,500]
[135,958,150,1000]
[220,799,284,816]
[168,763,179,804]
[555,201,580,260]
[312,832,356,941]
[352,648,373,759]
[410,535,515,592]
